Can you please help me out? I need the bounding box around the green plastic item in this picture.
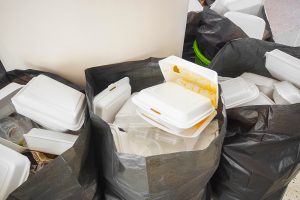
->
[193,40,211,66]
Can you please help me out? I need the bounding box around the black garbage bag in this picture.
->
[85,58,227,200]
[209,38,300,200]
[183,7,248,61]
[0,61,101,200]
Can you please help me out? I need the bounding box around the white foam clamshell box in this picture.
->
[132,56,218,137]
[211,0,263,16]
[273,81,300,105]
[220,77,259,109]
[240,72,278,98]
[224,12,265,40]
[12,75,86,132]
[93,77,131,123]
[265,49,300,88]
[239,92,275,107]
[24,128,78,155]
[0,144,30,200]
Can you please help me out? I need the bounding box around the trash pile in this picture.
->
[92,56,220,157]
[0,0,299,200]
[0,74,86,199]
[220,49,300,108]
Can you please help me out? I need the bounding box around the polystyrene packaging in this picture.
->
[12,75,86,132]
[24,128,79,155]
[132,56,218,137]
[240,72,278,98]
[211,0,263,16]
[273,81,300,105]
[224,12,265,40]
[265,49,300,88]
[0,144,30,200]
[220,77,259,109]
[93,77,131,123]
[239,92,275,107]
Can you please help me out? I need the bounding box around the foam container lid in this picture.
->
[265,49,300,88]
[224,11,265,39]
[220,77,259,109]
[12,75,86,131]
[0,144,30,200]
[133,82,214,129]
[159,55,218,108]
[0,83,23,100]
[273,81,300,104]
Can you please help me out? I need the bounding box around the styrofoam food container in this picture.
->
[224,12,265,40]
[12,75,86,131]
[93,77,131,123]
[132,82,214,133]
[265,49,300,88]
[240,72,278,98]
[239,92,275,107]
[159,55,218,108]
[211,0,263,16]
[24,128,78,155]
[0,144,30,200]
[273,81,300,105]
[220,77,259,109]
[0,83,23,119]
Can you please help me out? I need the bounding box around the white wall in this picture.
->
[0,0,189,85]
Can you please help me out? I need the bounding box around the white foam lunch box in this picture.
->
[0,144,30,200]
[239,92,275,107]
[265,49,300,88]
[93,77,131,123]
[12,75,86,132]
[240,72,278,98]
[132,56,218,136]
[273,81,300,105]
[220,77,259,109]
[224,11,265,40]
[24,128,79,155]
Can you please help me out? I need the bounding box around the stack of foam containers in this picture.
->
[132,56,218,138]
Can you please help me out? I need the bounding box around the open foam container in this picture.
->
[265,49,300,88]
[12,75,86,132]
[132,56,218,137]
[93,77,131,123]
[0,144,30,200]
